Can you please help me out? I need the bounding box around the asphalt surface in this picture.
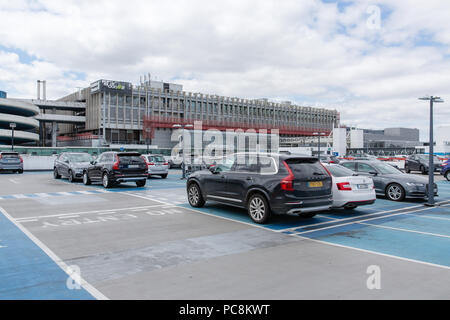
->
[0,170,449,299]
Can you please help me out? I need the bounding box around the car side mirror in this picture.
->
[90,160,96,165]
[209,165,219,174]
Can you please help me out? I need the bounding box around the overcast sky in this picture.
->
[1,0,450,140]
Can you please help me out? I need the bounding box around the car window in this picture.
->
[341,162,356,170]
[98,154,107,163]
[326,165,355,177]
[215,155,235,173]
[151,155,165,163]
[372,163,403,174]
[66,153,93,163]
[285,158,328,178]
[357,163,375,173]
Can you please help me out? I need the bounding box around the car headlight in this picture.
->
[406,182,425,187]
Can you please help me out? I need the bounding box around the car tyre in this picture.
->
[247,193,271,224]
[386,183,405,201]
[136,180,146,187]
[445,171,450,181]
[18,169,23,174]
[68,170,74,183]
[102,172,112,188]
[53,168,61,179]
[187,183,205,208]
[161,174,168,179]
[82,171,91,185]
[420,165,427,175]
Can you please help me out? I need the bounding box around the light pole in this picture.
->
[10,123,16,151]
[145,127,151,154]
[173,123,193,179]
[313,132,326,162]
[419,96,444,207]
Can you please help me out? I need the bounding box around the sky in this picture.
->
[1,0,450,141]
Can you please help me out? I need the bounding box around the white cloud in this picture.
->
[0,0,449,140]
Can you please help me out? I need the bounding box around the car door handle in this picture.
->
[246,176,253,181]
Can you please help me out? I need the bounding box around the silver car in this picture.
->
[143,154,169,178]
[341,160,437,201]
[0,152,23,173]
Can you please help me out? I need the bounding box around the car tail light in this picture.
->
[329,160,335,163]
[281,161,294,191]
[164,162,168,166]
[19,155,23,163]
[113,155,120,170]
[320,162,332,183]
[0,154,2,160]
[149,162,155,166]
[141,156,149,170]
[337,182,352,191]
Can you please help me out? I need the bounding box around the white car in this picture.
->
[323,163,376,210]
[142,154,169,179]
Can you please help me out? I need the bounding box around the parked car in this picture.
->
[142,154,169,178]
[440,160,450,181]
[53,152,93,182]
[323,163,376,209]
[186,153,333,224]
[321,155,340,164]
[340,160,437,201]
[82,152,147,188]
[0,151,23,173]
[404,154,443,174]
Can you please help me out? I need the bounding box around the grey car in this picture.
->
[405,154,443,174]
[0,152,23,173]
[143,154,169,178]
[340,160,438,201]
[54,152,94,182]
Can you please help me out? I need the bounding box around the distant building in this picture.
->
[0,91,6,99]
[361,127,420,148]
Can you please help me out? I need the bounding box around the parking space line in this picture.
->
[405,213,450,221]
[357,222,450,239]
[0,206,108,300]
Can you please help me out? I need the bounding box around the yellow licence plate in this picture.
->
[308,181,323,188]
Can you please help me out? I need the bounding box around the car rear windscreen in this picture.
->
[150,156,165,162]
[285,158,328,178]
[1,153,19,158]
[326,165,355,177]
[118,155,144,163]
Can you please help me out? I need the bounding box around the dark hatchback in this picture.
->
[186,153,333,224]
[82,152,148,188]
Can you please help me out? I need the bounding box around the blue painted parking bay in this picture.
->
[0,209,95,300]
[182,181,450,268]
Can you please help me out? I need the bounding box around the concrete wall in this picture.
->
[22,155,57,170]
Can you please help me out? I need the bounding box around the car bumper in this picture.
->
[272,195,333,215]
[111,174,147,183]
[0,164,23,170]
[148,170,168,175]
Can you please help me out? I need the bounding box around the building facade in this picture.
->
[58,79,340,148]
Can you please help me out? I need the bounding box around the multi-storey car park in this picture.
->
[56,79,340,148]
[0,93,40,144]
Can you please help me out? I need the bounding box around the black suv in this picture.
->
[54,152,93,182]
[187,153,333,223]
[82,152,148,188]
[405,154,443,174]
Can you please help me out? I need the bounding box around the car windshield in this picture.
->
[417,155,440,162]
[66,153,93,162]
[326,165,355,177]
[372,163,403,174]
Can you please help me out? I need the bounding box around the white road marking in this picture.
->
[15,204,170,222]
[8,179,19,184]
[357,222,450,239]
[0,206,108,300]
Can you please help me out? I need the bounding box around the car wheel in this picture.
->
[102,173,112,188]
[445,171,450,181]
[136,180,146,187]
[420,165,427,175]
[187,183,205,208]
[386,183,405,201]
[161,174,168,179]
[247,193,271,224]
[18,170,23,174]
[68,170,74,183]
[53,168,61,179]
[82,171,91,185]
[404,165,410,173]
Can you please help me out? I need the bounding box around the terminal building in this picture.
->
[0,78,340,149]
